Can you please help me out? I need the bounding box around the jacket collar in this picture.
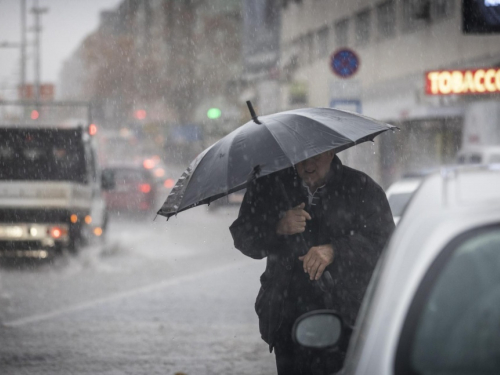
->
[325,154,344,188]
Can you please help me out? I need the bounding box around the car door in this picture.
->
[394,224,500,375]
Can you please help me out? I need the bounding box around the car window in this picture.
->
[396,225,500,375]
[469,153,482,164]
[388,192,413,216]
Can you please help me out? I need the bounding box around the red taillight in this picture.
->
[164,179,175,189]
[143,159,155,169]
[139,183,151,193]
[134,109,147,120]
[49,226,67,239]
[89,123,98,135]
[154,168,165,177]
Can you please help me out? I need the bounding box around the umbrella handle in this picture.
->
[277,178,308,255]
[278,178,334,307]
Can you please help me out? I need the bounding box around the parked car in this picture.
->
[456,145,500,165]
[293,165,500,374]
[385,178,422,225]
[102,165,157,215]
[141,156,177,194]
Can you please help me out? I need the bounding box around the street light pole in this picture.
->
[31,0,48,102]
[21,0,27,100]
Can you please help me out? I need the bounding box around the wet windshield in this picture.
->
[0,129,87,182]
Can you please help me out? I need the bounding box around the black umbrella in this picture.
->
[157,102,396,219]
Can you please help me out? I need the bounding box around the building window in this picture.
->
[334,18,349,48]
[289,39,302,69]
[377,0,396,38]
[432,0,454,20]
[288,81,308,105]
[317,27,329,58]
[303,33,314,65]
[402,0,431,32]
[355,8,371,46]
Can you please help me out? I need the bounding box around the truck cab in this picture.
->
[0,125,109,258]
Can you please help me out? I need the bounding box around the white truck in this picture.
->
[0,102,111,258]
[456,100,500,166]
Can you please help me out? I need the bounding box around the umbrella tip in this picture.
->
[246,101,262,125]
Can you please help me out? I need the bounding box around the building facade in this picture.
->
[279,0,500,187]
[59,0,244,163]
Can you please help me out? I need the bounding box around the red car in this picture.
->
[102,166,157,214]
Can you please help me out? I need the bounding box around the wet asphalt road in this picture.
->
[0,206,276,375]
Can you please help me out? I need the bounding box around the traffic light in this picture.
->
[134,109,147,120]
[207,108,221,119]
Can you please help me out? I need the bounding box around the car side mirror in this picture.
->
[101,170,115,190]
[292,310,344,349]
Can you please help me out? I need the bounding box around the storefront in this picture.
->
[354,65,500,188]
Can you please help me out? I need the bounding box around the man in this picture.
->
[230,150,395,375]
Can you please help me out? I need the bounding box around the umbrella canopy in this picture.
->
[158,104,396,219]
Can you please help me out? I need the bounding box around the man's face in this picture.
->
[295,151,335,189]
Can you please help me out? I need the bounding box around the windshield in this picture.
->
[401,227,500,375]
[0,128,87,183]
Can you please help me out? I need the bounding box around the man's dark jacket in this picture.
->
[229,156,395,349]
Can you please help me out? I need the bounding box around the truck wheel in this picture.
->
[54,243,65,256]
[68,234,81,255]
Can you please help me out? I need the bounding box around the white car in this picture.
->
[456,145,500,165]
[293,165,500,375]
[385,178,422,225]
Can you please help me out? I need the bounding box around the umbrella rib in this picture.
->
[284,111,358,143]
[261,119,298,167]
[264,116,353,164]
[225,127,245,198]
[173,142,218,213]
[200,137,231,205]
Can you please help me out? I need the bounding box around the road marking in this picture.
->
[2,259,252,327]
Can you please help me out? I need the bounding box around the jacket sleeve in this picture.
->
[327,175,395,300]
[229,176,285,259]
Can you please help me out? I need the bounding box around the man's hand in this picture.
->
[276,203,311,235]
[299,244,334,281]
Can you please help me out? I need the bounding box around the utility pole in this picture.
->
[31,0,49,102]
[20,0,27,100]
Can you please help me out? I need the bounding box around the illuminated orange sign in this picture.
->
[18,84,55,100]
[426,68,500,95]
